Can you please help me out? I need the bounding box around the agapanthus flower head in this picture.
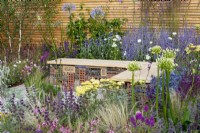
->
[156,57,177,72]
[162,48,177,59]
[90,6,105,19]
[62,3,76,14]
[127,61,141,72]
[150,45,162,55]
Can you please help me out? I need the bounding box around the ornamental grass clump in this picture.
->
[127,61,141,107]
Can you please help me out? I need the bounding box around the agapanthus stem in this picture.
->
[166,71,174,123]
[131,72,135,107]
[156,67,160,119]
[162,72,167,124]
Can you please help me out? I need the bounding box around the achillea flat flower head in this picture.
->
[127,61,141,72]
[185,43,200,54]
[90,6,105,19]
[150,45,162,55]
[162,48,177,59]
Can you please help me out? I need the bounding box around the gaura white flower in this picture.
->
[18,60,21,64]
[172,32,177,36]
[37,15,41,21]
[34,64,37,67]
[112,43,117,47]
[168,37,173,40]
[145,54,151,60]
[148,48,152,51]
[149,41,153,44]
[115,35,121,41]
[124,51,127,56]
[120,42,122,44]
[137,39,142,43]
[175,49,180,52]
[113,38,117,42]
[104,38,107,41]
[13,64,17,67]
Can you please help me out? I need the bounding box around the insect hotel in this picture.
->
[47,58,157,103]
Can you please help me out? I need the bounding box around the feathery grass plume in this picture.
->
[96,101,129,132]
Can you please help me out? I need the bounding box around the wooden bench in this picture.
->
[47,58,157,88]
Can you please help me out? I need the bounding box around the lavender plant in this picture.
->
[122,26,200,62]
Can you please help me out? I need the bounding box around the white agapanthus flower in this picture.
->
[137,39,142,43]
[113,38,117,42]
[172,32,177,36]
[112,43,117,47]
[145,54,151,60]
[149,41,153,44]
[115,35,121,41]
[168,37,173,40]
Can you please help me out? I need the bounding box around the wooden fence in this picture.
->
[2,0,200,45]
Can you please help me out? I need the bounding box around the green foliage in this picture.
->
[65,5,125,60]
[0,64,10,98]
[25,69,60,103]
[7,61,27,86]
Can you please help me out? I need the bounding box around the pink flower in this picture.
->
[36,124,41,130]
[108,130,115,133]
[59,126,71,133]
[41,107,45,113]
[42,122,47,127]
[33,108,38,115]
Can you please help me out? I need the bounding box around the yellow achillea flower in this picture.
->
[185,43,200,54]
[75,78,124,96]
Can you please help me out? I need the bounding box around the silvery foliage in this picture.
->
[0,62,10,98]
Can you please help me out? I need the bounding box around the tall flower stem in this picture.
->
[166,71,174,123]
[131,71,135,107]
[156,67,160,119]
[161,71,167,124]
